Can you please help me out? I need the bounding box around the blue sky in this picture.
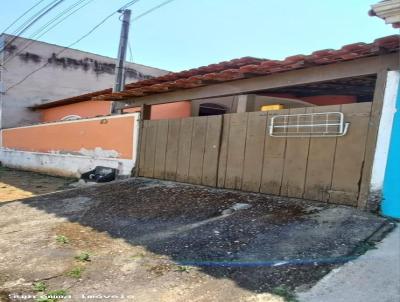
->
[1,0,398,72]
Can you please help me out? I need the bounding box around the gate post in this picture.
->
[369,70,400,217]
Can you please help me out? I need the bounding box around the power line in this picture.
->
[1,0,65,54]
[29,0,89,39]
[124,0,178,67]
[3,0,95,65]
[1,0,47,34]
[133,0,177,21]
[7,0,63,38]
[5,0,141,92]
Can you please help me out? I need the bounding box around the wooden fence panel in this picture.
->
[138,120,147,176]
[225,113,248,190]
[330,102,372,206]
[138,103,373,207]
[260,109,289,195]
[176,117,194,182]
[153,120,169,179]
[143,120,158,178]
[303,105,340,201]
[242,112,267,192]
[281,108,310,198]
[202,115,223,186]
[164,119,181,180]
[217,114,231,188]
[188,117,208,184]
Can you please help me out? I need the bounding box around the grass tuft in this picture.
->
[55,235,69,244]
[67,267,84,279]
[74,252,91,262]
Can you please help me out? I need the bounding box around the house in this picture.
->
[0,35,399,217]
[0,34,169,128]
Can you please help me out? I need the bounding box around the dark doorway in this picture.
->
[199,103,227,116]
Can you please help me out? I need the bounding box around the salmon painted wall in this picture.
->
[41,101,112,122]
[2,115,137,159]
[262,94,357,106]
[123,101,191,120]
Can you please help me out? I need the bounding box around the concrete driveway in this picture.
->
[0,178,394,302]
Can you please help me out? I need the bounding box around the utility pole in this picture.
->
[113,9,131,93]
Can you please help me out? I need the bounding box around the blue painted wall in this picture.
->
[382,80,400,218]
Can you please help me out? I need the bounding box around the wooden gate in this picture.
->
[138,103,372,206]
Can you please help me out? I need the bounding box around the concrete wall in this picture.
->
[0,34,168,128]
[0,113,140,177]
[0,149,135,177]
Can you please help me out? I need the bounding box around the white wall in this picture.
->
[0,149,134,177]
[370,71,400,192]
[0,34,168,128]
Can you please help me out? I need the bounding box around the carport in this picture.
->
[93,35,399,213]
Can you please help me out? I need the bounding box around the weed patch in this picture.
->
[67,267,84,279]
[75,252,91,262]
[55,235,69,244]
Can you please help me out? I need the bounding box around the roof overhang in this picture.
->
[30,35,399,110]
[369,0,400,28]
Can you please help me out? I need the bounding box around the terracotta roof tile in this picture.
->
[32,35,399,109]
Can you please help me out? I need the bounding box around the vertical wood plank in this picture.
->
[143,120,158,178]
[138,120,147,177]
[330,102,372,206]
[165,119,181,180]
[225,113,248,190]
[260,109,289,195]
[153,120,169,179]
[202,115,223,187]
[217,114,231,188]
[188,117,208,184]
[303,105,340,201]
[241,112,267,192]
[176,117,194,182]
[281,107,310,198]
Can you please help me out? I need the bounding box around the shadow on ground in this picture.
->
[0,178,393,300]
[0,166,73,202]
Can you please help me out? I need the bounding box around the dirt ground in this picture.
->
[0,178,394,302]
[0,167,73,202]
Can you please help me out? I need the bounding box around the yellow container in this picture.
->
[260,104,284,111]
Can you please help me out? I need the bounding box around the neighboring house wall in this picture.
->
[41,101,112,122]
[150,101,191,120]
[124,101,192,120]
[0,34,168,128]
[0,113,140,177]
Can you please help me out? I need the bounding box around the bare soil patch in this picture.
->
[0,178,393,302]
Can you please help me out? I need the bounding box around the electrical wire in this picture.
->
[9,0,64,37]
[3,0,95,64]
[0,0,65,54]
[5,0,141,92]
[125,0,178,65]
[1,0,47,34]
[133,0,177,21]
